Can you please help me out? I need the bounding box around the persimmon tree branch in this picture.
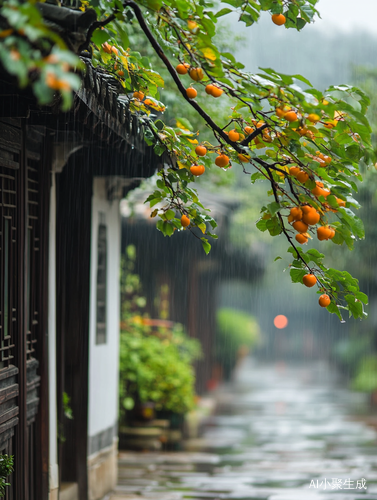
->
[86,4,278,157]
[240,124,269,146]
[124,3,226,134]
[265,166,313,271]
[122,1,269,153]
[1,0,370,319]
[82,0,371,320]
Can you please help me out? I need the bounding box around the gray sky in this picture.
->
[312,0,377,34]
[231,1,377,100]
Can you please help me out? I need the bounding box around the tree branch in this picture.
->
[79,13,117,52]
[83,3,278,155]
[264,166,314,273]
[240,123,269,146]
[83,0,333,294]
[123,2,233,140]
[122,1,273,154]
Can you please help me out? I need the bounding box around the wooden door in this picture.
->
[0,121,20,500]
[0,120,49,500]
[56,151,92,500]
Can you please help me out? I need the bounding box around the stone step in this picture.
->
[59,482,78,500]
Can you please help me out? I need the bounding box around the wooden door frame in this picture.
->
[34,130,52,500]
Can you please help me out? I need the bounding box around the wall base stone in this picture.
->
[48,487,59,500]
[88,438,118,500]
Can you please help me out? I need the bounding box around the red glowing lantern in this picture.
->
[274,315,288,329]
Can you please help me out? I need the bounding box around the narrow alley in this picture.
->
[108,359,377,500]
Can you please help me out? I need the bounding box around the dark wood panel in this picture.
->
[0,407,19,426]
[0,366,18,382]
[0,156,19,170]
[0,384,18,405]
[0,417,18,436]
[0,117,21,128]
[26,399,39,424]
[0,123,21,152]
[0,425,15,450]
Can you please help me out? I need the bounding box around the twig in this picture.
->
[79,13,117,52]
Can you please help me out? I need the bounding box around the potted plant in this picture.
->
[119,319,201,428]
[119,245,201,449]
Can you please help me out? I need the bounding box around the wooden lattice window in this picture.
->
[96,212,107,344]
[0,147,18,370]
[26,156,40,361]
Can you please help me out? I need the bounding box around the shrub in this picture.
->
[0,454,13,497]
[352,355,377,393]
[119,320,201,421]
[216,308,260,379]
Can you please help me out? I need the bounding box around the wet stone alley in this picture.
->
[108,359,377,500]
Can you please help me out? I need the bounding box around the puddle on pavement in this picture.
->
[114,360,377,500]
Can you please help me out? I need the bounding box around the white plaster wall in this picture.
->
[88,178,121,438]
[48,173,59,495]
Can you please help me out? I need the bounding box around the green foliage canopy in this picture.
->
[1,0,375,320]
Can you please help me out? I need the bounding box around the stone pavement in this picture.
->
[107,359,377,500]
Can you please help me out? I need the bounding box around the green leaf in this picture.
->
[292,73,312,87]
[165,209,175,220]
[221,0,244,7]
[150,197,161,208]
[267,201,281,216]
[354,291,368,305]
[143,69,164,88]
[266,216,282,236]
[197,222,206,234]
[145,191,162,204]
[163,221,174,236]
[305,248,324,265]
[215,7,233,17]
[296,18,306,31]
[256,218,268,232]
[201,237,211,254]
[345,294,364,319]
[250,172,264,183]
[154,144,166,156]
[92,30,110,46]
[326,301,343,321]
[290,267,307,283]
[155,119,164,130]
[240,13,255,26]
[176,117,193,131]
[338,208,365,239]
